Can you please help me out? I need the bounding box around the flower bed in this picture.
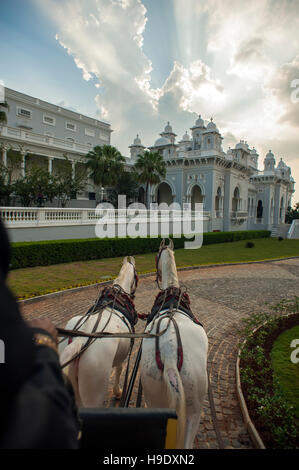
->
[238,298,299,449]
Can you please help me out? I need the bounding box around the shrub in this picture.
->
[245,241,255,248]
[10,230,271,270]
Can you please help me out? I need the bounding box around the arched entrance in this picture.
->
[191,185,203,210]
[138,187,145,205]
[157,182,173,205]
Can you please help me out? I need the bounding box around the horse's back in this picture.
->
[141,312,208,410]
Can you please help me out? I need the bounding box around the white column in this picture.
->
[21,152,26,177]
[69,160,76,180]
[2,147,7,167]
[48,157,53,175]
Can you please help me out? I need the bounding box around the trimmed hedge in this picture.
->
[10,230,270,270]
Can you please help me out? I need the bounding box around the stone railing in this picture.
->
[1,207,211,228]
[214,210,223,218]
[230,211,248,219]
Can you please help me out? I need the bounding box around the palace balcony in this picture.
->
[0,125,92,155]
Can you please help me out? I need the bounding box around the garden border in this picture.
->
[236,311,298,449]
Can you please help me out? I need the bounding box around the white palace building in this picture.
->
[128,118,295,235]
[0,88,296,241]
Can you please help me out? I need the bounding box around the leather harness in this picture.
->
[61,266,138,369]
[150,244,204,373]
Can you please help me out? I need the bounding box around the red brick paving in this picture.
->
[19,258,299,449]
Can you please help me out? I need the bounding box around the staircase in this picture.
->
[270,225,279,237]
[270,224,291,238]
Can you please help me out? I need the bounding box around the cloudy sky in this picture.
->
[1,0,299,202]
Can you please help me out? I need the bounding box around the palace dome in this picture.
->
[182,131,190,141]
[207,118,218,132]
[133,134,141,145]
[195,114,205,127]
[154,136,171,147]
[164,121,173,133]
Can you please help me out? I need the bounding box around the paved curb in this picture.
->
[18,255,299,306]
[236,312,298,449]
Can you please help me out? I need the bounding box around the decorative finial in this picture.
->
[210,117,213,121]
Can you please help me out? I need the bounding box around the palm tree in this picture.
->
[0,101,9,124]
[84,145,125,201]
[134,151,166,207]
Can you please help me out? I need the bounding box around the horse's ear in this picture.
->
[123,256,128,264]
[160,239,165,249]
[169,238,174,251]
[129,256,135,266]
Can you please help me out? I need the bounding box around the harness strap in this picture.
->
[155,312,183,372]
[60,307,106,369]
[119,338,134,407]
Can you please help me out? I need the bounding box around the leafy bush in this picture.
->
[10,229,270,270]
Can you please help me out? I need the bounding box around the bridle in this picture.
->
[113,257,138,298]
[127,258,138,297]
[155,240,173,291]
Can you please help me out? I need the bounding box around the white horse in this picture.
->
[59,256,137,407]
[140,240,208,449]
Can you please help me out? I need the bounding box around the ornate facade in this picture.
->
[128,116,295,232]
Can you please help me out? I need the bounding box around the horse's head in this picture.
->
[156,239,178,290]
[117,256,138,296]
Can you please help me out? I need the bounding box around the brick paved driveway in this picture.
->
[19,258,299,449]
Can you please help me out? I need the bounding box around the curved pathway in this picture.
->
[19,258,299,449]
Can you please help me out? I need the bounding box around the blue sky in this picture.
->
[1,0,299,201]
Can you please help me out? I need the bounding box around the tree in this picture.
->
[109,171,139,206]
[134,151,166,207]
[285,202,299,223]
[84,145,125,201]
[13,165,56,207]
[0,147,22,205]
[0,163,13,205]
[0,101,9,124]
[54,155,87,207]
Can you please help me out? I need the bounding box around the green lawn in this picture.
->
[8,237,299,300]
[271,325,299,419]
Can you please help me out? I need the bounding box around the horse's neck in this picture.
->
[113,263,133,294]
[160,250,179,290]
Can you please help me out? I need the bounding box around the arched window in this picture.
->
[215,187,222,211]
[280,197,284,220]
[232,187,240,212]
